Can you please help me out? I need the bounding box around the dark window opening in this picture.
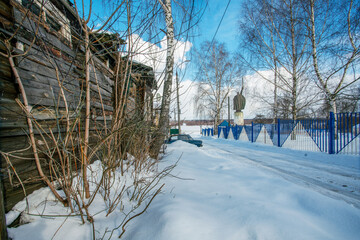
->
[22,0,41,16]
[46,15,62,32]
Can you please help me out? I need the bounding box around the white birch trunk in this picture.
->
[152,0,175,157]
[159,0,175,128]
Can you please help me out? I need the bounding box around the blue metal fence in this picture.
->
[203,128,214,137]
[335,112,360,154]
[231,125,243,140]
[202,112,360,155]
[244,125,252,142]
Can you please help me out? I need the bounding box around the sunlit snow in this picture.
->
[6,126,360,240]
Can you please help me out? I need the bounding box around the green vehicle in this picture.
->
[170,128,179,135]
[165,134,203,147]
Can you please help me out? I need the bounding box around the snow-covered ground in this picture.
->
[6,125,360,240]
[124,137,360,240]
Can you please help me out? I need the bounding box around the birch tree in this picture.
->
[150,0,175,158]
[307,0,360,116]
[238,0,319,120]
[195,41,242,131]
[238,0,281,121]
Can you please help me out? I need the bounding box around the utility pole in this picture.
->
[176,71,181,133]
[173,107,176,123]
[175,60,190,133]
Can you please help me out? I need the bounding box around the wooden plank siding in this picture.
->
[0,0,156,214]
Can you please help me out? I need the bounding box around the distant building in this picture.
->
[218,120,230,127]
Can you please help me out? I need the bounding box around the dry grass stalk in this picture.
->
[1,1,174,238]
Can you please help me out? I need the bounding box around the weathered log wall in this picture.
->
[0,0,155,216]
[0,0,115,212]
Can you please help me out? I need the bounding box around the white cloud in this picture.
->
[124,34,192,94]
[175,80,198,121]
[243,69,277,118]
[125,35,324,121]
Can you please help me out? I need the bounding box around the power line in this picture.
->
[182,0,232,99]
[205,0,232,56]
[175,0,233,120]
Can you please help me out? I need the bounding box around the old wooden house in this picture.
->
[0,0,156,215]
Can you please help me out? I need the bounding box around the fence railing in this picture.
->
[202,112,360,155]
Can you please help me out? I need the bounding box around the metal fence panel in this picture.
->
[252,123,263,142]
[335,112,360,154]
[201,112,359,155]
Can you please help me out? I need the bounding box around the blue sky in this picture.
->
[82,0,242,59]
[77,0,246,119]
[179,0,243,81]
[193,0,242,54]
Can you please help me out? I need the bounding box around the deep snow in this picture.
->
[124,137,360,240]
[6,125,360,240]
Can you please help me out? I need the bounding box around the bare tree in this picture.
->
[238,0,281,121]
[238,0,319,120]
[195,40,242,131]
[149,0,175,158]
[318,86,360,116]
[72,0,124,199]
[1,0,177,237]
[148,0,203,158]
[307,0,360,116]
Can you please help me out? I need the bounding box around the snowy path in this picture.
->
[7,135,360,240]
[204,138,360,208]
[125,138,360,240]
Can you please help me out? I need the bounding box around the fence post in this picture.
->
[329,112,335,154]
[277,119,281,147]
[251,122,254,142]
